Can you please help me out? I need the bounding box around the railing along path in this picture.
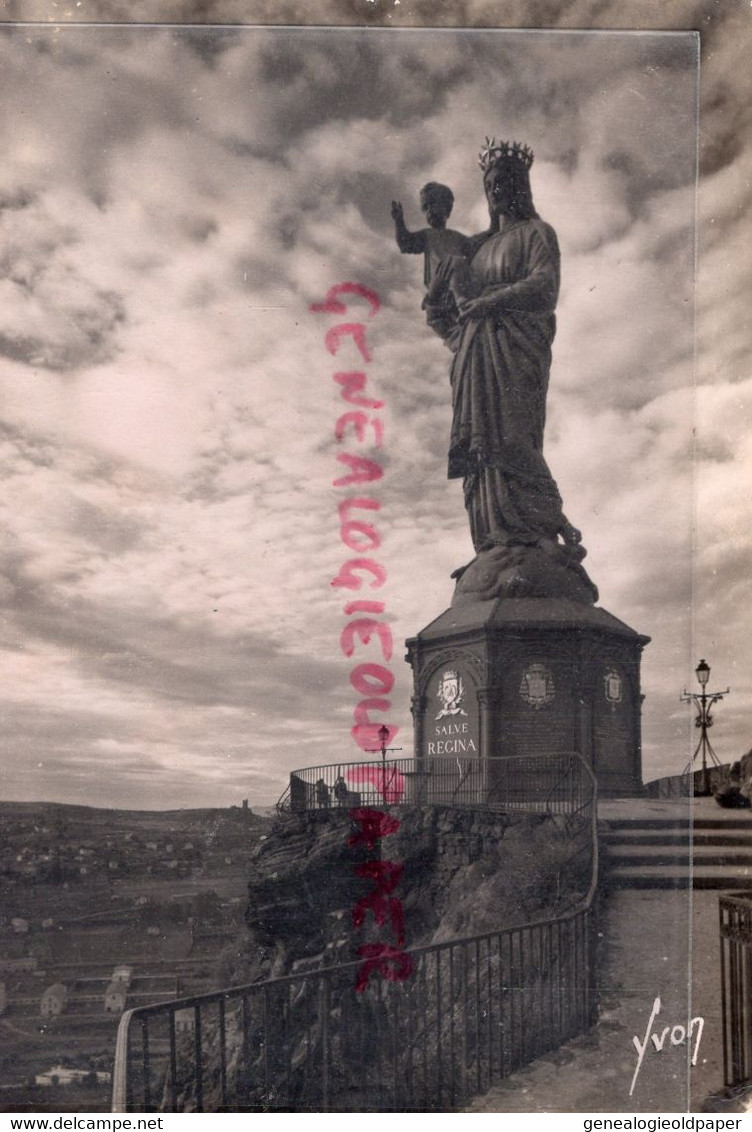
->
[720,893,752,1088]
[113,753,598,1112]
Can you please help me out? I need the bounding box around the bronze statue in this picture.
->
[398,140,596,605]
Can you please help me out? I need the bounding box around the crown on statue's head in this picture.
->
[478,137,534,172]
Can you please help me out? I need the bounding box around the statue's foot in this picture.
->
[450,559,474,581]
[537,534,587,566]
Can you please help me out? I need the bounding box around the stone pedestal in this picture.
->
[406,596,650,798]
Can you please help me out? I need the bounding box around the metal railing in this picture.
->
[283,753,590,817]
[720,893,752,1087]
[113,753,598,1112]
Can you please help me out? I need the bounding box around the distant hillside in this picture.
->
[0,800,267,829]
[0,800,271,903]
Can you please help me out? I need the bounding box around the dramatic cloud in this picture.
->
[0,12,747,808]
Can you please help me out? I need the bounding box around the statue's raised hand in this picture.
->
[391,200,404,222]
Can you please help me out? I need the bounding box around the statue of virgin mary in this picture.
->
[425,140,582,555]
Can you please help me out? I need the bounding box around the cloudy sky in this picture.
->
[0,4,749,810]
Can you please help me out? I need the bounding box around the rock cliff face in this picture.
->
[170,805,593,1112]
[236,805,590,983]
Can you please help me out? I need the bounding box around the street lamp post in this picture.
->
[680,658,730,796]
[378,723,389,783]
[366,724,403,803]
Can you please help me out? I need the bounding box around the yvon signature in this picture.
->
[630,997,704,1096]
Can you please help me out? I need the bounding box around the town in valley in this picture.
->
[0,799,270,1111]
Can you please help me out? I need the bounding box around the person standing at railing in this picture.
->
[315,777,331,809]
[334,775,348,807]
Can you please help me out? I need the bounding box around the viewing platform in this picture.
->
[279,752,594,818]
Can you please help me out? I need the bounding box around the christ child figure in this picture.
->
[391,182,470,291]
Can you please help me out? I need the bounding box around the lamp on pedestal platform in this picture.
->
[681,658,730,796]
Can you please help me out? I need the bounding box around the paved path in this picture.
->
[467,798,742,1113]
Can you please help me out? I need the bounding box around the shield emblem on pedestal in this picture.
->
[436,669,467,718]
[605,669,623,705]
[519,664,555,709]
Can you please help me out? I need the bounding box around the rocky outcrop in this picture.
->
[169,803,593,1112]
[238,805,590,982]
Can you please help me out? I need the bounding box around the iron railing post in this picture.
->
[319,977,330,1112]
[193,1005,203,1112]
[140,1017,151,1111]
[168,1009,178,1112]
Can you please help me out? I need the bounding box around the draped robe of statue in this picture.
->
[443,216,568,553]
